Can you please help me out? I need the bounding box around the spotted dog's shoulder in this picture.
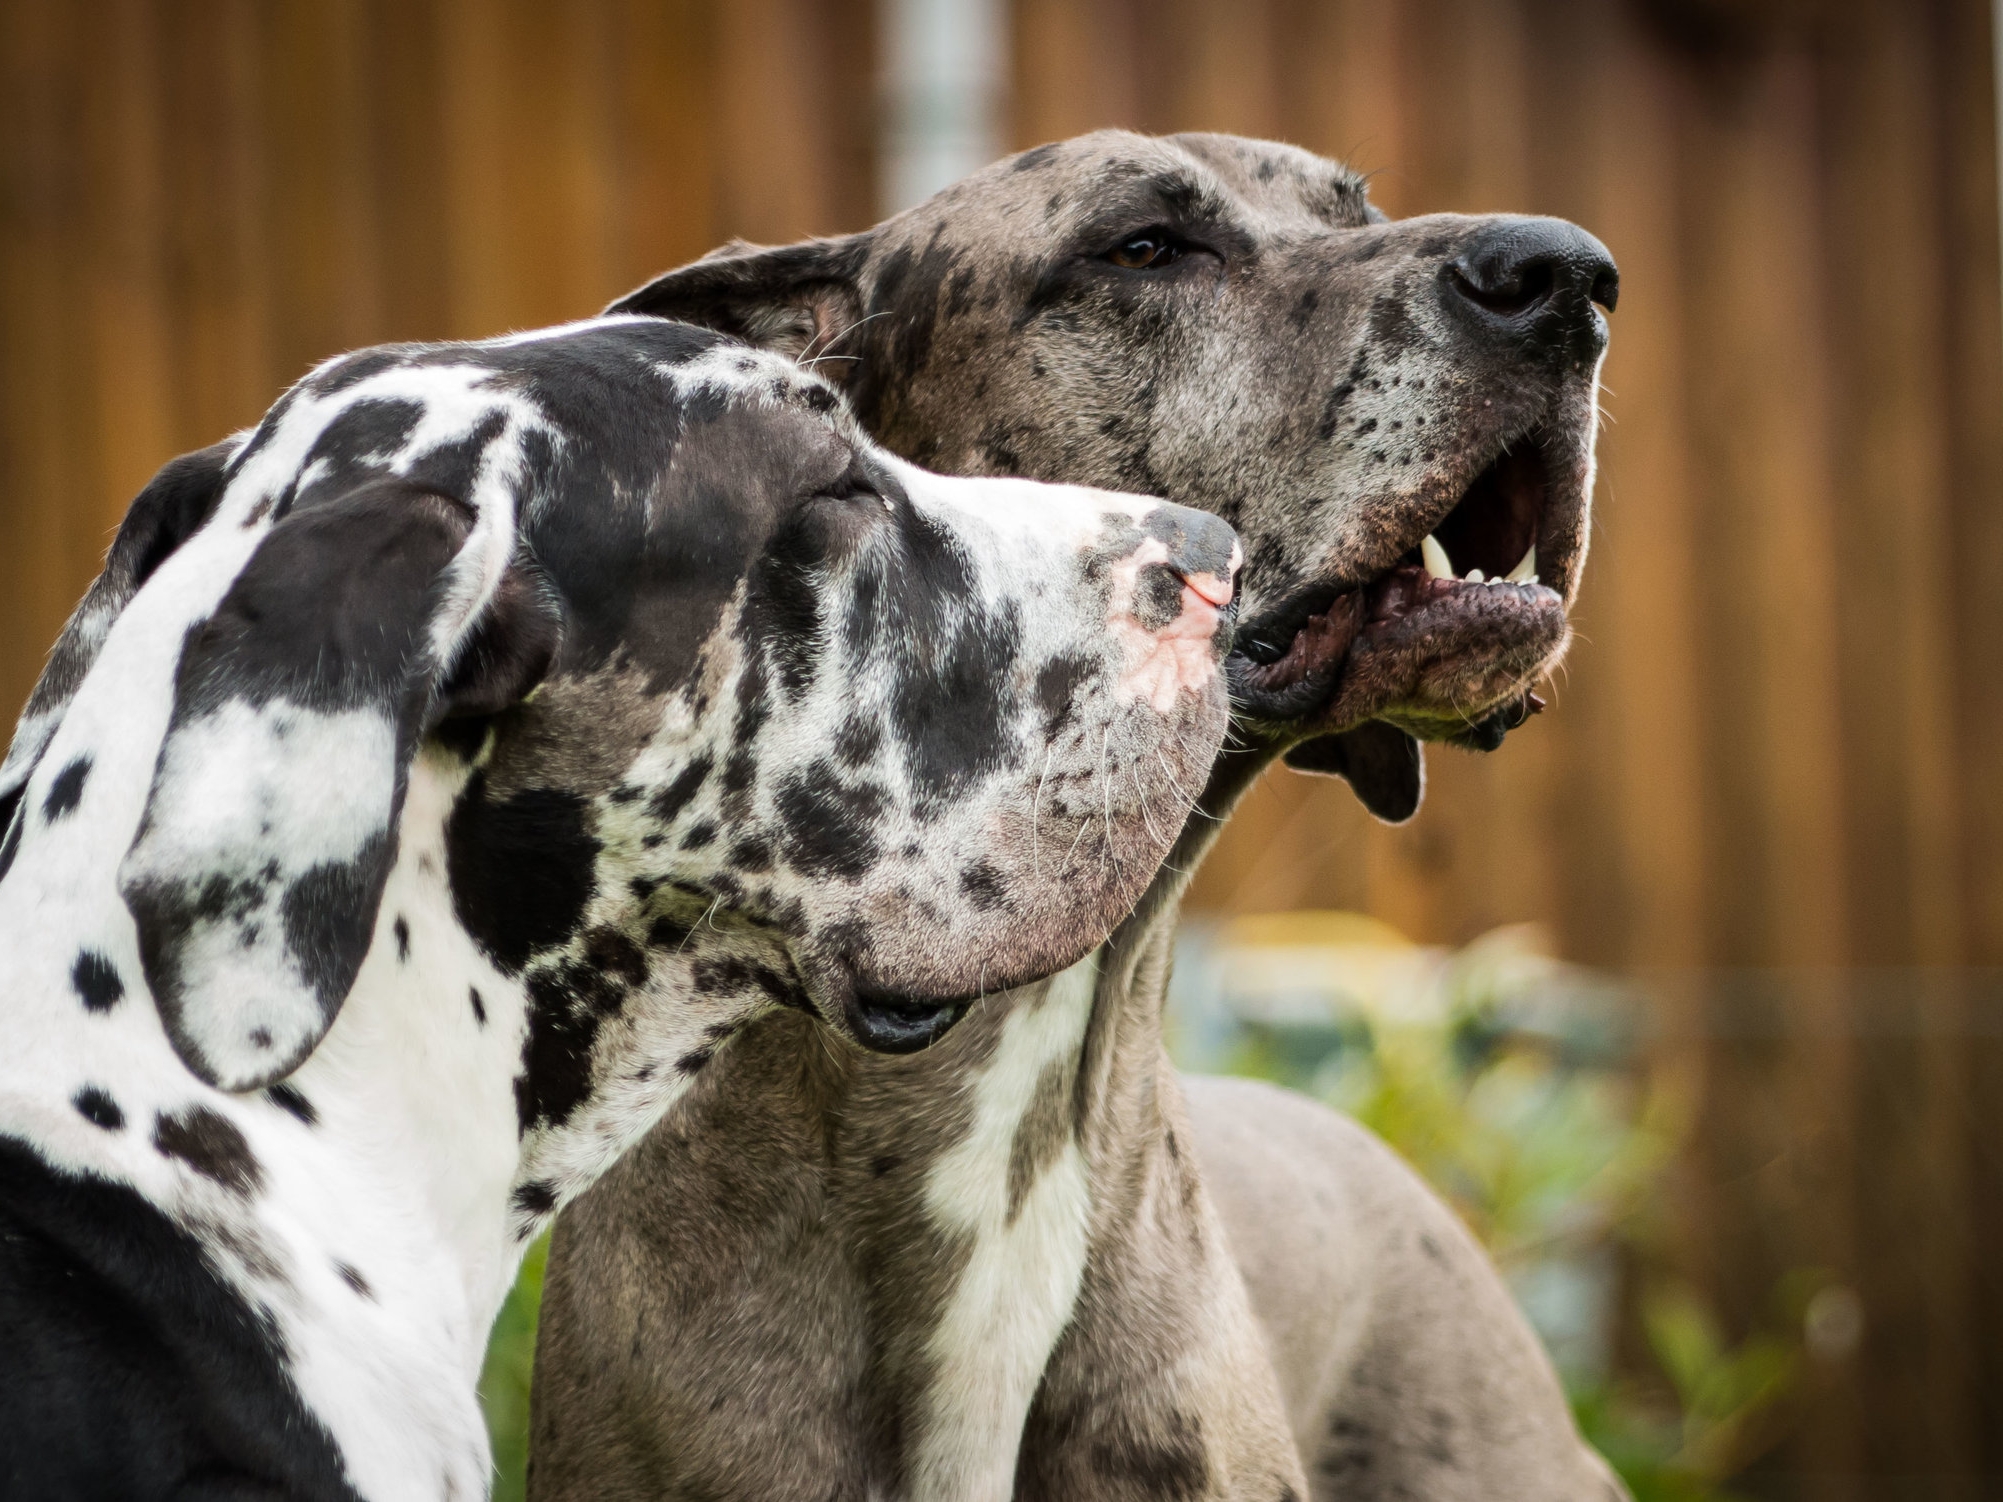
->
[0,1135,361,1500]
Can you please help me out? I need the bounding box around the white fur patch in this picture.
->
[911,955,1098,1502]
[118,701,400,1085]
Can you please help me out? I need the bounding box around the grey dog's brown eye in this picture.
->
[1106,232,1181,270]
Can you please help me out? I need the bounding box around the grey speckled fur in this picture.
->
[530,132,1626,1502]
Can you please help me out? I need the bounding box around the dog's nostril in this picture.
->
[1591,266,1620,313]
[1449,261,1552,318]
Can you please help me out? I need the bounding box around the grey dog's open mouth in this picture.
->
[1227,426,1568,736]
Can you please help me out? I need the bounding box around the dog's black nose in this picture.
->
[1444,217,1618,360]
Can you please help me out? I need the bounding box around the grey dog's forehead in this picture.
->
[909,129,1378,245]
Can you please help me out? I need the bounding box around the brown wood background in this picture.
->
[0,0,1996,1494]
[1013,0,2003,1493]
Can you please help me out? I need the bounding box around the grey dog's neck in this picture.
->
[537,741,1280,1497]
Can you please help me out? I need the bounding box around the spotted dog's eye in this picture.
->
[1105,230,1184,271]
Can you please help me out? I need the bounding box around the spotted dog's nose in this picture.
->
[1157,503,1240,610]
[1114,501,1241,712]
[1444,216,1618,362]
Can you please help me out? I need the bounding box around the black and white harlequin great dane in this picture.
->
[0,315,1239,1500]
[533,131,1627,1502]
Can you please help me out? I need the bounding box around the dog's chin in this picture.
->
[1229,414,1585,744]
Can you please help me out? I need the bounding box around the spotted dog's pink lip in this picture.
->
[1114,583,1236,712]
[1182,566,1236,610]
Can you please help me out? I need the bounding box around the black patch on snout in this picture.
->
[41,756,90,820]
[151,1107,262,1197]
[72,1087,123,1132]
[71,951,124,1013]
[1036,654,1092,734]
[446,776,599,974]
[959,861,1007,911]
[775,762,885,879]
[1133,563,1185,630]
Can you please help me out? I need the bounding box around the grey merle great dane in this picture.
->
[536,132,1626,1502]
[0,315,1236,1499]
[532,132,1626,1501]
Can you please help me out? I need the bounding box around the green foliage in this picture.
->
[1168,915,1810,1501]
[479,1231,548,1502]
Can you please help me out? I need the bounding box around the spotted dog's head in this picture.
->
[610,130,1617,821]
[0,318,1235,1102]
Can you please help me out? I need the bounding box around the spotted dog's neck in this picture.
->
[0,716,776,1499]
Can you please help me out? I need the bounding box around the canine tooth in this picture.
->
[1421,533,1452,580]
[1505,545,1537,584]
[1465,568,1485,584]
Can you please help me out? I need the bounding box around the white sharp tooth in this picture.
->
[1466,568,1485,584]
[1421,533,1452,580]
[1505,545,1537,584]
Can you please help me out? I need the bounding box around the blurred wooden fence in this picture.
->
[0,0,1997,1494]
[0,0,876,723]
[1018,1,2002,1494]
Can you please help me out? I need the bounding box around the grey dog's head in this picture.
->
[610,130,1617,820]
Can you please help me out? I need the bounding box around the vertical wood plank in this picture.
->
[1817,2,1972,1484]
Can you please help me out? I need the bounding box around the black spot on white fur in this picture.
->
[70,950,123,1013]
[41,756,89,820]
[335,1261,373,1300]
[72,1087,123,1131]
[151,1107,262,1197]
[266,1083,317,1127]
[393,916,410,962]
[470,987,487,1026]
[446,778,599,974]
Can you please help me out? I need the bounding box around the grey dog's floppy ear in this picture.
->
[0,440,237,834]
[607,233,873,376]
[1284,721,1425,824]
[118,478,556,1091]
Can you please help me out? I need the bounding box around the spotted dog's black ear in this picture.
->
[1284,721,1425,824]
[0,440,237,837]
[608,233,873,377]
[119,479,556,1091]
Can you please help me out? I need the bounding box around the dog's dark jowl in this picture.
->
[613,129,1616,821]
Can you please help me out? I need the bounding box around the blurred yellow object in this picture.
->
[1216,909,1414,951]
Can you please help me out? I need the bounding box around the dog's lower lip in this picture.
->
[844,985,974,1054]
[1227,568,1559,722]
